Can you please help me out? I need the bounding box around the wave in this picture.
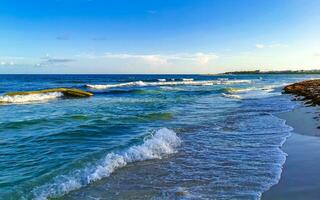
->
[221,93,242,99]
[86,79,252,90]
[86,81,147,89]
[92,89,146,95]
[32,128,181,200]
[181,78,194,81]
[158,79,166,82]
[140,112,173,121]
[0,92,63,104]
[222,82,290,94]
[221,87,256,94]
[160,86,185,91]
[221,84,285,100]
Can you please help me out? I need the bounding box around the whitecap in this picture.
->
[221,93,242,99]
[86,81,146,89]
[86,79,252,90]
[0,92,63,104]
[160,86,185,91]
[181,78,194,81]
[223,87,257,94]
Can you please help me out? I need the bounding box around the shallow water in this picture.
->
[0,74,319,200]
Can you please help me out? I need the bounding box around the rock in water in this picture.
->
[4,88,93,98]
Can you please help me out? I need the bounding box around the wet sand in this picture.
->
[262,106,320,200]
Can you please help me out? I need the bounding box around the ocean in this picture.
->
[0,74,319,200]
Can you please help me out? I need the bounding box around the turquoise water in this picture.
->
[0,74,318,200]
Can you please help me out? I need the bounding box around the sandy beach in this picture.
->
[262,106,320,200]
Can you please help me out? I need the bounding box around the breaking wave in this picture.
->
[86,79,252,89]
[181,78,194,81]
[86,81,147,89]
[32,128,181,200]
[221,93,242,99]
[221,84,284,100]
[0,92,63,104]
[91,89,147,95]
[221,87,256,94]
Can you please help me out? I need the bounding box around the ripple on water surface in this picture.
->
[0,74,309,200]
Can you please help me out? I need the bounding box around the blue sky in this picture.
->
[0,0,320,74]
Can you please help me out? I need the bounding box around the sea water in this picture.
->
[0,74,319,200]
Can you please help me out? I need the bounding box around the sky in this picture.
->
[0,0,320,74]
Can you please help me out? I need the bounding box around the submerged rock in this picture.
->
[4,88,93,98]
[283,80,320,105]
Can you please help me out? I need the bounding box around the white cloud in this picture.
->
[194,52,218,65]
[0,56,25,60]
[268,44,289,48]
[255,43,288,49]
[140,55,168,65]
[0,61,15,66]
[37,55,75,67]
[104,53,168,65]
[102,52,218,66]
[0,56,35,67]
[255,44,265,49]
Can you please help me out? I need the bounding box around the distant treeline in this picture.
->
[224,70,320,75]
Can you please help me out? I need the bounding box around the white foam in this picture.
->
[86,79,252,89]
[221,93,242,99]
[224,85,284,100]
[0,92,63,104]
[158,79,166,82]
[222,79,253,84]
[160,86,185,91]
[234,88,256,93]
[224,87,256,94]
[86,81,146,89]
[32,128,181,200]
[181,78,194,81]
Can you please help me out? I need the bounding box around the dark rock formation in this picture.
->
[283,80,320,105]
[5,88,93,98]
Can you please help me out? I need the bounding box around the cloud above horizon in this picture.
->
[255,43,289,49]
[0,56,28,67]
[0,61,15,66]
[37,56,75,67]
[99,52,218,66]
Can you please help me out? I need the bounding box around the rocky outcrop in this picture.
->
[283,80,320,105]
[5,88,93,98]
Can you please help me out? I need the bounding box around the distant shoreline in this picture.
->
[0,71,320,76]
[222,70,320,75]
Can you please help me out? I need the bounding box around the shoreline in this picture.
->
[262,105,320,200]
